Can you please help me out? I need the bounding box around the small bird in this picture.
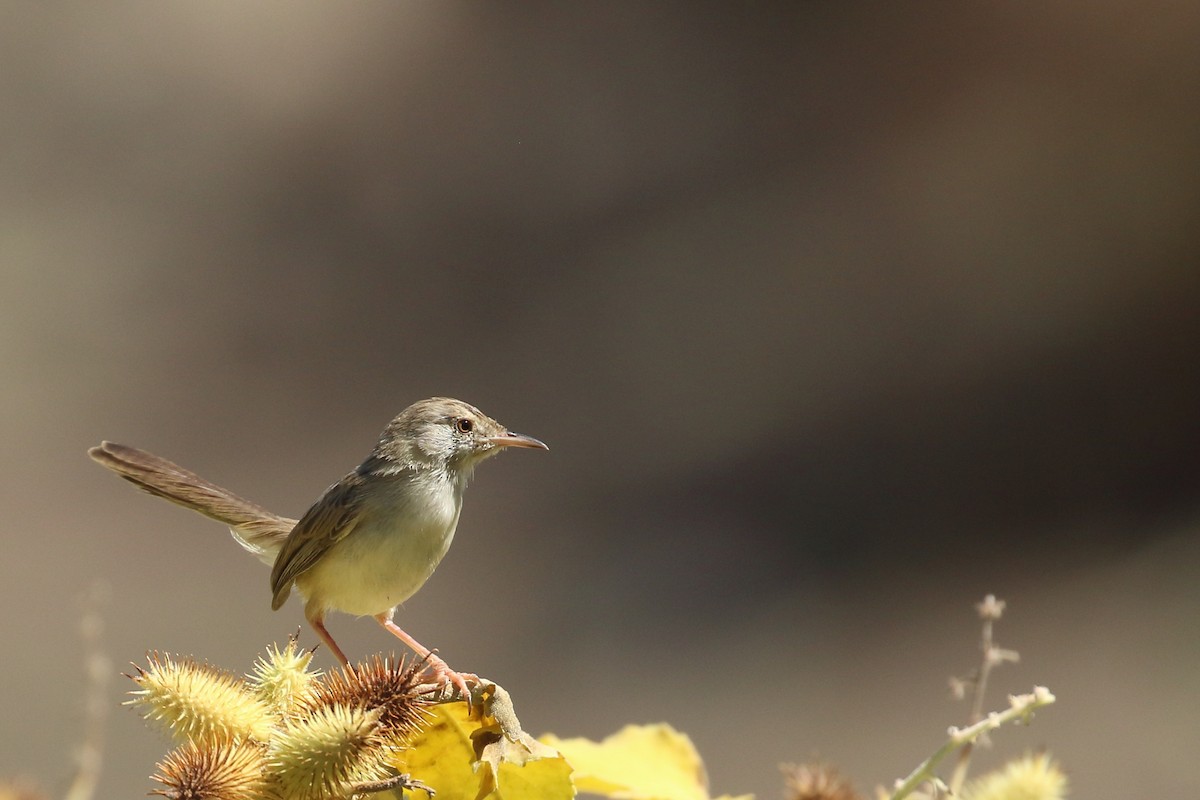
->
[89,397,547,696]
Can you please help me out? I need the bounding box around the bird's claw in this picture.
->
[423,653,477,702]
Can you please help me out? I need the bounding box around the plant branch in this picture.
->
[348,772,434,797]
[64,582,110,800]
[889,686,1055,800]
[946,594,1018,795]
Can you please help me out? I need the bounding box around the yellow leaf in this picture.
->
[541,723,751,800]
[396,703,573,800]
[490,753,575,800]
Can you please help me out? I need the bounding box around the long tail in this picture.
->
[89,441,294,562]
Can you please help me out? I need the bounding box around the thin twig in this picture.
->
[947,595,1018,795]
[348,772,435,797]
[63,581,111,800]
[889,687,1055,800]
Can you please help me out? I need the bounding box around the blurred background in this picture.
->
[2,2,1199,798]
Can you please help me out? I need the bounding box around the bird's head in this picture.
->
[371,397,547,475]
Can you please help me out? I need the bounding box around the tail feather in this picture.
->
[89,441,294,559]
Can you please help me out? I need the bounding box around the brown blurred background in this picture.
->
[3,2,1199,798]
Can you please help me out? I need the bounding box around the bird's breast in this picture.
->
[295,473,463,617]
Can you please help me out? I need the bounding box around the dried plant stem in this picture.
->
[64,582,111,800]
[949,606,993,792]
[348,772,434,796]
[888,687,1055,800]
[946,595,1019,795]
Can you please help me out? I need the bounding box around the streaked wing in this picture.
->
[269,475,364,609]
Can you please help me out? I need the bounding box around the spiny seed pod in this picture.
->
[152,738,266,800]
[306,655,430,745]
[780,761,861,800]
[249,635,320,718]
[268,704,391,800]
[963,753,1067,800]
[128,652,274,745]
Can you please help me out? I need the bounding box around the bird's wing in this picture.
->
[269,474,364,610]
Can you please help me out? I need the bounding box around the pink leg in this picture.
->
[306,607,351,668]
[374,613,474,699]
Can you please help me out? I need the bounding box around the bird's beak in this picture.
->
[489,431,549,450]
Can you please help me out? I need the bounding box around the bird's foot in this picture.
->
[422,652,478,701]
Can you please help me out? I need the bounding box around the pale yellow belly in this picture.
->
[294,497,461,617]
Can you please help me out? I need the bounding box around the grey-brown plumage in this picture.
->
[268,473,364,610]
[89,397,547,695]
[88,441,295,550]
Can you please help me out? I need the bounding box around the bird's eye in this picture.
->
[455,418,474,433]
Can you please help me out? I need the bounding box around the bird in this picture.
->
[89,397,547,696]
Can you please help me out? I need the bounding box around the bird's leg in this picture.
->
[306,606,352,669]
[374,612,475,699]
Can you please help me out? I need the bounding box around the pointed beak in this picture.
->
[488,431,549,450]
